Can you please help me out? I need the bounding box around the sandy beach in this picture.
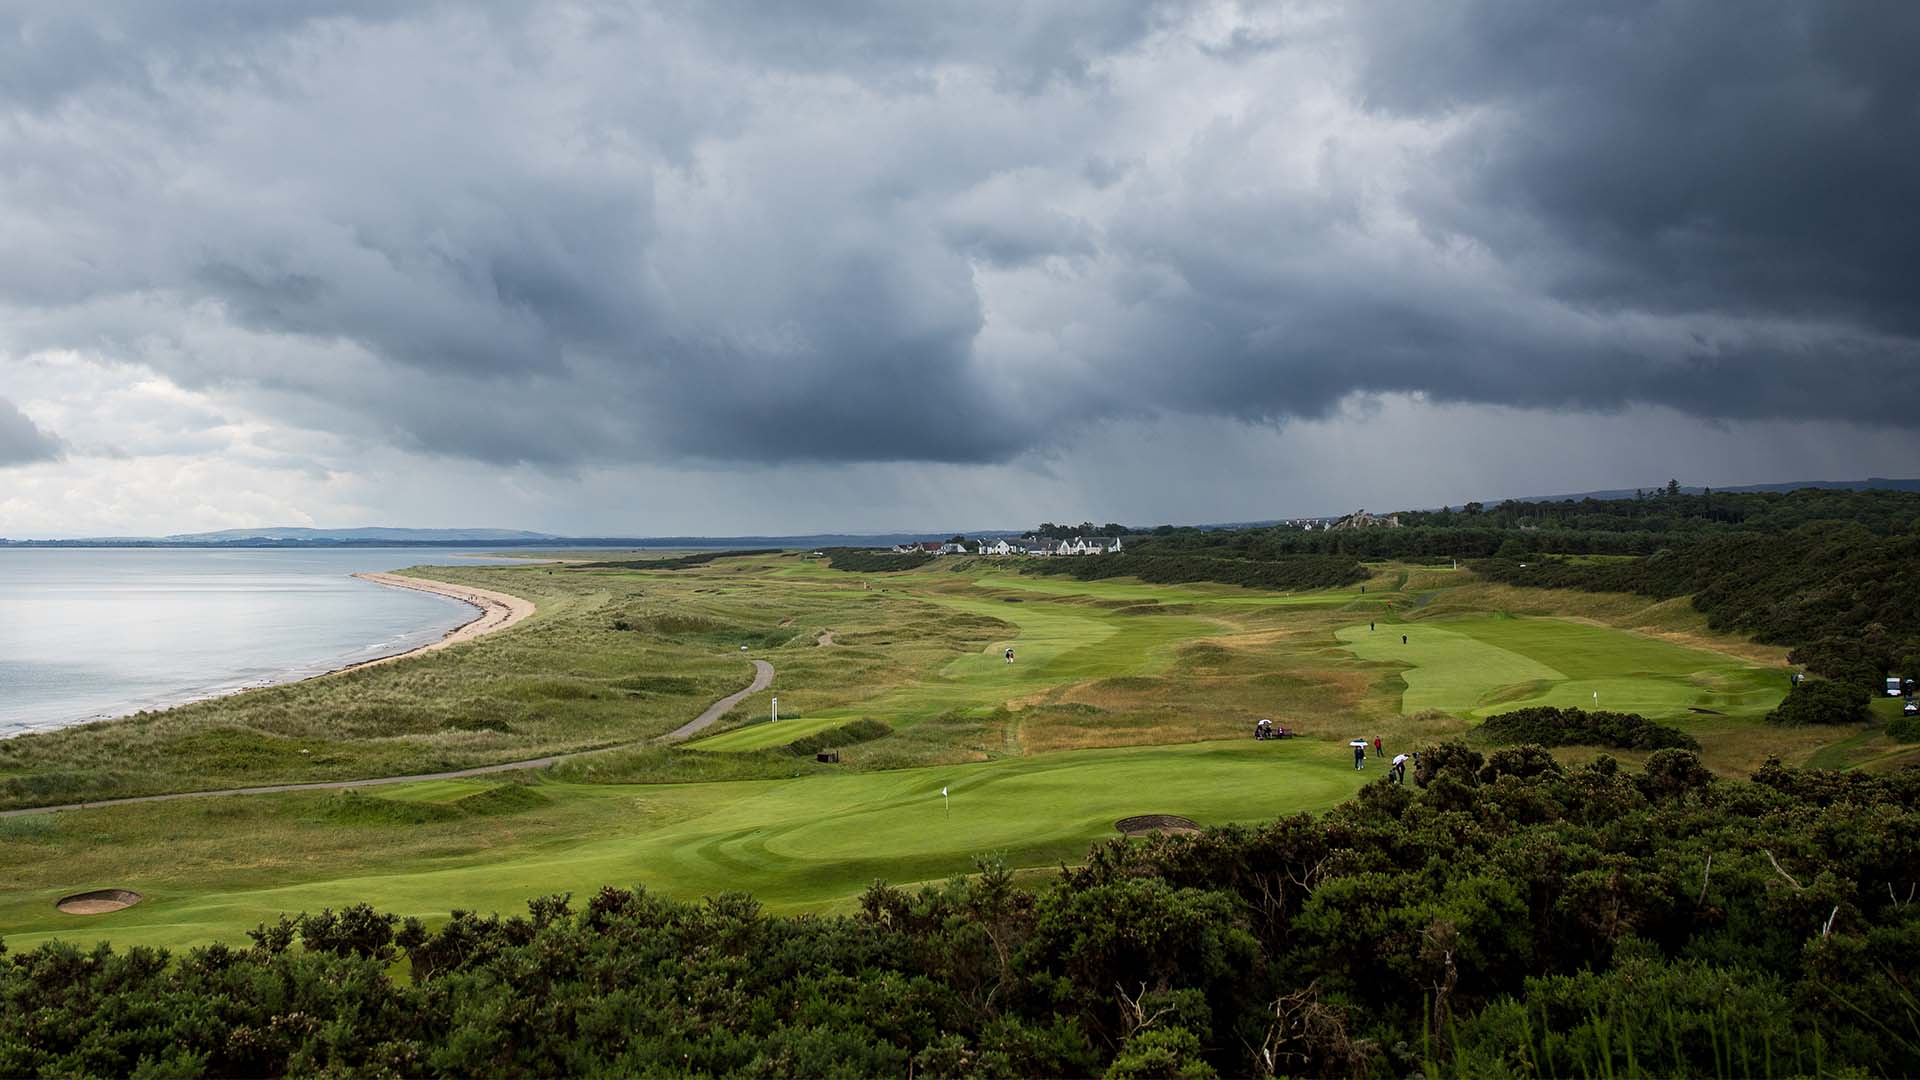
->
[342,573,536,672]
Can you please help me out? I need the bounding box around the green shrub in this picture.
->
[1023,553,1365,591]
[1477,706,1699,751]
[1765,678,1871,726]
[1887,715,1920,742]
[825,549,933,572]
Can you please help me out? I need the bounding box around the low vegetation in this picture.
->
[1766,679,1872,726]
[1476,705,1699,751]
[1021,551,1367,591]
[4,750,1913,1077]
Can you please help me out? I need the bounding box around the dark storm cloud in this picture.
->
[0,1,1915,473]
[1350,0,1920,334]
[0,399,62,465]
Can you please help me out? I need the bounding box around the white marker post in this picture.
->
[771,696,779,723]
[941,785,950,820]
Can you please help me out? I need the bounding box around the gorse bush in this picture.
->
[1765,678,1871,726]
[825,549,933,572]
[5,748,1916,1077]
[577,548,781,570]
[1023,553,1366,591]
[1477,705,1700,750]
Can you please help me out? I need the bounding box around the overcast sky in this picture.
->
[3,1,1916,537]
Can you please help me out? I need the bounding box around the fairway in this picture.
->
[1337,614,1785,720]
[0,553,1820,952]
[0,739,1361,950]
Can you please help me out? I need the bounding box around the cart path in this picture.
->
[0,659,776,818]
[662,659,775,740]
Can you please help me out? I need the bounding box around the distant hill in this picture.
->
[161,527,560,543]
[1492,477,1920,504]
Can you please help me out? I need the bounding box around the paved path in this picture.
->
[0,659,776,818]
[662,659,775,741]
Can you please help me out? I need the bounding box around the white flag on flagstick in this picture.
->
[941,786,948,797]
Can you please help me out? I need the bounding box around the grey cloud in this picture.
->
[0,399,62,465]
[1350,1,1920,335]
[0,0,1916,478]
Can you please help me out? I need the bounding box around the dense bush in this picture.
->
[1477,705,1699,750]
[1023,553,1366,591]
[825,549,933,572]
[784,718,893,757]
[577,548,782,570]
[1888,715,1920,742]
[5,749,1917,1077]
[1765,678,1872,726]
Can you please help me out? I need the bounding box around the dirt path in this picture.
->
[816,630,835,646]
[0,659,776,818]
[662,659,775,741]
[343,573,536,672]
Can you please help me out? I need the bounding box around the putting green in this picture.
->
[0,740,1362,951]
[1337,614,1784,720]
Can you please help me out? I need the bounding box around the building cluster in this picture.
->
[890,535,1126,557]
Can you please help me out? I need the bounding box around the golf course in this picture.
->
[0,550,1821,949]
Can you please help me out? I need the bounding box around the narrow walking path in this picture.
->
[0,658,777,818]
[662,659,775,741]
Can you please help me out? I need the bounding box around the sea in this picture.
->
[0,548,530,738]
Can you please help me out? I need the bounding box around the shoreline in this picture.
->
[338,573,536,674]
[1,572,537,741]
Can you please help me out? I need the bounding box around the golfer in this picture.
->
[1004,647,1015,664]
[1352,741,1366,770]
[1391,752,1410,784]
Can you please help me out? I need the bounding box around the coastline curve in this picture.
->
[341,573,536,673]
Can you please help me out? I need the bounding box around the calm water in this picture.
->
[0,548,519,737]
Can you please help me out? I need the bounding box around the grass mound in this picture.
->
[452,784,551,816]
[782,718,893,757]
[307,791,464,827]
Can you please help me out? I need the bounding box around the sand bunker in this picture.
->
[57,888,143,915]
[1115,814,1201,836]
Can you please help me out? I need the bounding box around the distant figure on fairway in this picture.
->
[1402,634,1408,645]
[1004,647,1015,665]
[1352,742,1366,770]
[1391,753,1410,784]
[1373,736,1382,757]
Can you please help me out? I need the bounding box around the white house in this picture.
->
[937,541,969,555]
[982,538,1021,556]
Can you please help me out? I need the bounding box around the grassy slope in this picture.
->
[1334,613,1783,720]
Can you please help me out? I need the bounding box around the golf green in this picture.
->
[1336,614,1784,720]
